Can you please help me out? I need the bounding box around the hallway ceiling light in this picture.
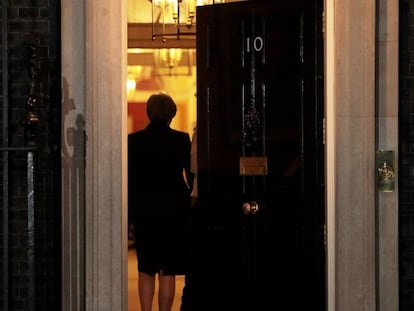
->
[151,0,223,41]
[158,48,182,68]
[154,48,194,76]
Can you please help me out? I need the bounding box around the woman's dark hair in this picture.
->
[146,93,177,122]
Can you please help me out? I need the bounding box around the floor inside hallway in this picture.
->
[128,246,185,311]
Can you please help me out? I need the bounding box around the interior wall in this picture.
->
[127,57,197,135]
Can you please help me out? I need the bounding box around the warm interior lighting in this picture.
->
[155,48,193,76]
[127,76,137,93]
[126,47,197,135]
[159,48,183,68]
[151,0,224,40]
[127,65,144,93]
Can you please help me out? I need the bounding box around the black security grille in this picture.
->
[0,1,62,310]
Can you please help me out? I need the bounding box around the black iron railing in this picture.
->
[2,11,40,308]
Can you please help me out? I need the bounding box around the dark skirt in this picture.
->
[133,210,189,275]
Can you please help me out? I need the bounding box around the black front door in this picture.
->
[189,1,325,310]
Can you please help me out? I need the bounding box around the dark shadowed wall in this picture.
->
[0,1,61,310]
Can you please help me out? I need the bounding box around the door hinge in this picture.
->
[322,117,326,145]
[322,11,325,38]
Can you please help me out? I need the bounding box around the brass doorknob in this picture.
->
[242,201,259,215]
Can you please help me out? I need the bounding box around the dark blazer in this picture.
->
[128,121,193,221]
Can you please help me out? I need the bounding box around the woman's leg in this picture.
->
[158,271,175,311]
[138,271,156,311]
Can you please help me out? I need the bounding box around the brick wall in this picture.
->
[399,0,414,310]
[0,1,61,310]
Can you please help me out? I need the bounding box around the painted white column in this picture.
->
[325,0,336,310]
[61,0,128,310]
[334,0,377,310]
[84,0,128,310]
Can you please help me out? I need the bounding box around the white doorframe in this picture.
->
[84,0,128,309]
[325,1,336,310]
[61,0,128,310]
[60,0,399,310]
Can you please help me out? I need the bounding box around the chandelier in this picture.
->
[154,48,195,76]
[158,48,183,68]
[151,0,223,41]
